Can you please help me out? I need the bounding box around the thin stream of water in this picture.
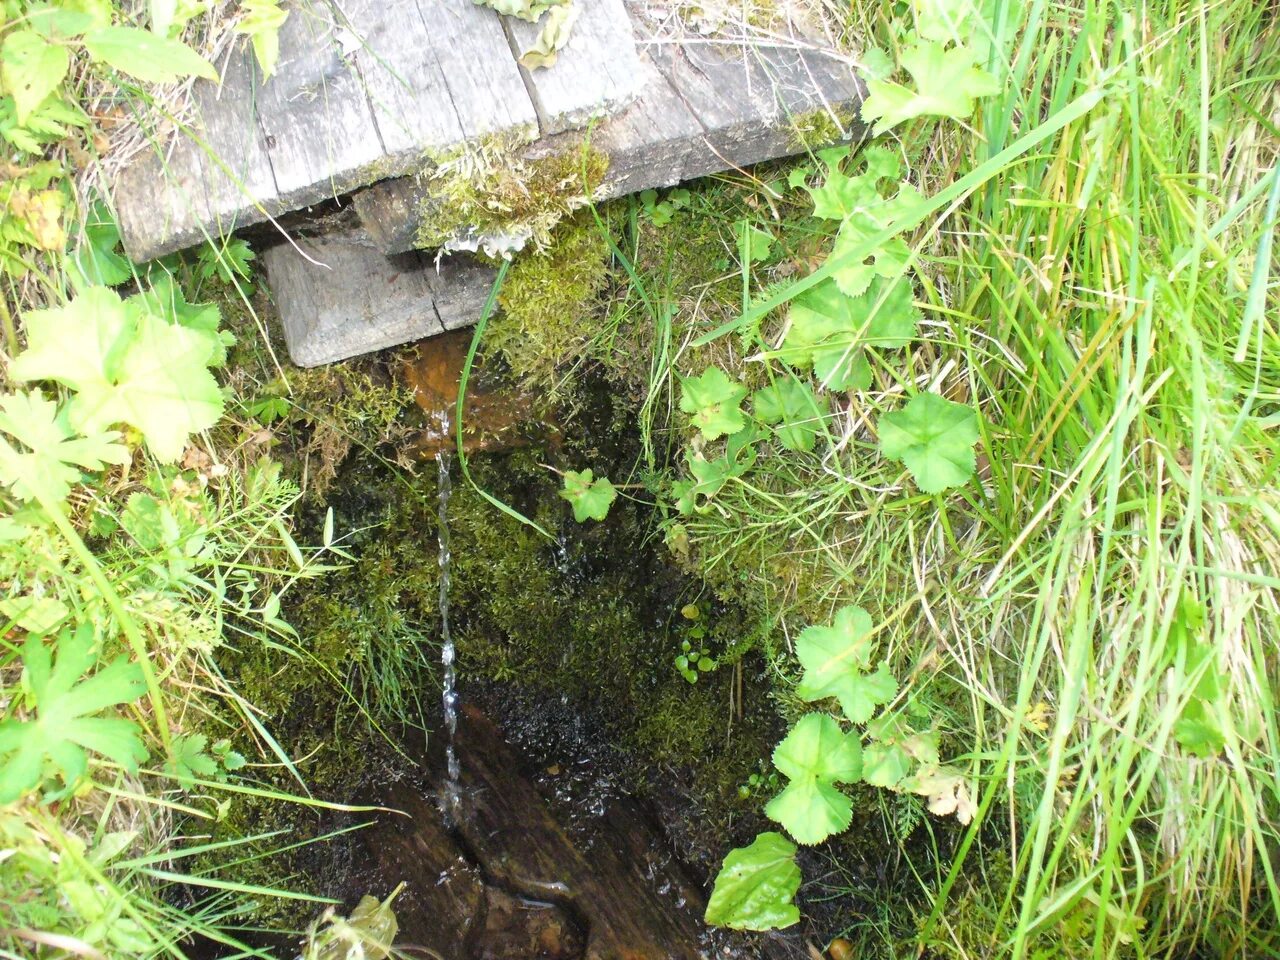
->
[436,413,461,802]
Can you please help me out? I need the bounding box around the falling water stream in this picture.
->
[436,412,461,814]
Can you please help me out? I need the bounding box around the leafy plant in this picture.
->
[679,366,748,441]
[764,713,862,845]
[559,468,616,522]
[860,37,999,135]
[753,376,824,452]
[165,732,246,786]
[878,392,981,493]
[0,390,130,504]
[236,0,290,78]
[10,286,225,462]
[0,626,147,803]
[794,605,898,724]
[704,832,801,931]
[639,186,692,227]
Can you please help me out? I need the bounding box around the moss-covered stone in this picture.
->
[415,134,609,256]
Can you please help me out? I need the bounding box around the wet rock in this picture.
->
[400,328,553,458]
[474,889,584,960]
[452,705,709,960]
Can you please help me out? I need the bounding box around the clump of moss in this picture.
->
[788,105,858,152]
[486,212,611,392]
[415,134,609,256]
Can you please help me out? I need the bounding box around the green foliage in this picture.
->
[764,713,862,845]
[165,733,246,787]
[82,25,217,83]
[236,0,290,78]
[752,376,823,452]
[672,426,762,515]
[878,392,981,493]
[861,37,999,135]
[69,200,132,288]
[0,390,130,504]
[783,275,919,390]
[704,832,801,931]
[11,286,225,462]
[794,606,899,724]
[0,626,147,803]
[679,366,748,441]
[1,28,68,123]
[559,467,617,522]
[639,186,692,227]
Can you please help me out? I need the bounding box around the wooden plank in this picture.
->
[115,0,543,263]
[351,19,863,256]
[252,1,385,208]
[262,227,496,367]
[501,0,644,135]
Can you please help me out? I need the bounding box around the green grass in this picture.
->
[561,0,1280,955]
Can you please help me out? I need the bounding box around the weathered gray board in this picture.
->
[354,22,866,253]
[266,25,865,367]
[262,232,496,368]
[115,0,644,262]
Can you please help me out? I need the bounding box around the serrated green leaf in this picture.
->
[705,831,801,931]
[0,625,147,803]
[559,468,616,522]
[783,276,919,390]
[679,366,748,441]
[11,286,225,462]
[861,38,999,135]
[1,29,69,124]
[0,390,130,504]
[862,741,913,788]
[83,26,217,84]
[753,377,824,452]
[764,713,861,845]
[69,201,133,289]
[795,614,898,725]
[878,392,981,493]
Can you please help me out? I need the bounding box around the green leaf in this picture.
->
[83,26,217,84]
[862,741,913,788]
[558,468,616,522]
[165,732,219,786]
[805,145,902,221]
[128,274,232,367]
[861,38,999,135]
[704,832,801,931]
[69,201,133,289]
[753,377,824,452]
[794,606,899,724]
[1,29,69,124]
[11,286,225,462]
[878,392,981,493]
[236,0,289,78]
[0,625,147,803]
[783,276,919,390]
[737,220,774,263]
[764,713,862,844]
[0,390,130,504]
[679,366,748,441]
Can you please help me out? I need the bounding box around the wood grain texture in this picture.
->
[263,226,503,366]
[502,0,644,135]
[115,0,543,262]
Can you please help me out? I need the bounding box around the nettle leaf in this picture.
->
[11,286,225,462]
[879,392,981,494]
[83,26,217,84]
[753,377,824,452]
[1,28,70,125]
[794,606,899,723]
[861,38,999,135]
[0,390,130,504]
[705,831,801,931]
[784,276,919,391]
[764,713,862,845]
[0,625,148,803]
[679,366,748,441]
[558,468,616,522]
